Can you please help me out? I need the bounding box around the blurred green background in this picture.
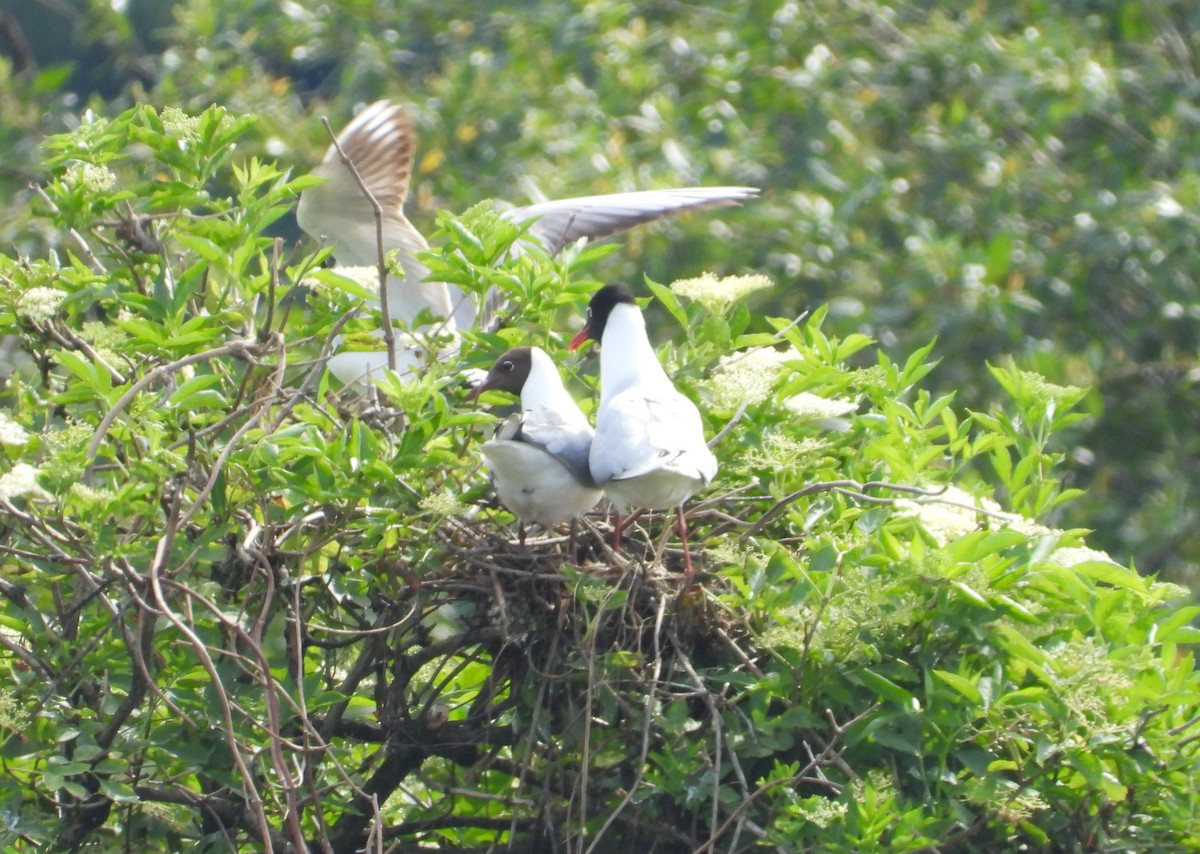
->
[1,0,1197,586]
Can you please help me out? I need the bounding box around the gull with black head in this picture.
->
[569,284,718,576]
[469,346,602,550]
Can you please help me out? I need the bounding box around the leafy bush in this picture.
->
[5,0,1200,582]
[0,104,1196,852]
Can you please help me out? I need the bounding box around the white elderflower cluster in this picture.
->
[988,510,1058,538]
[742,432,829,473]
[0,464,47,501]
[16,287,67,323]
[0,412,28,446]
[781,391,857,421]
[670,272,772,313]
[707,346,800,409]
[1049,545,1117,567]
[160,106,200,139]
[419,491,465,517]
[795,795,848,828]
[70,482,115,508]
[63,162,117,193]
[894,485,984,546]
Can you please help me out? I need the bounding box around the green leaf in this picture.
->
[933,669,982,704]
[644,278,689,329]
[856,668,913,705]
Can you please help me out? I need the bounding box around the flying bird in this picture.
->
[296,100,758,383]
[569,284,718,576]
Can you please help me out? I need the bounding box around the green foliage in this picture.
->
[3,0,1199,583]
[0,103,1196,852]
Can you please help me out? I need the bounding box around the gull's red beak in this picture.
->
[568,328,591,353]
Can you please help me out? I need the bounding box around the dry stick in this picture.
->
[266,301,361,435]
[165,572,377,797]
[738,479,951,542]
[260,237,281,344]
[319,115,397,371]
[708,399,750,449]
[584,593,668,854]
[669,634,745,848]
[147,498,276,852]
[84,339,271,467]
[167,588,313,851]
[691,705,879,854]
[40,321,128,386]
[509,630,563,840]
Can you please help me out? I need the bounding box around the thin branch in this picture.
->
[318,115,397,371]
[84,339,272,467]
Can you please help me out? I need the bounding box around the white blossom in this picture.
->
[16,287,67,323]
[0,464,47,500]
[781,392,857,420]
[0,412,29,446]
[894,485,985,546]
[670,272,772,313]
[707,346,799,408]
[1049,546,1117,567]
[160,106,200,139]
[63,163,116,192]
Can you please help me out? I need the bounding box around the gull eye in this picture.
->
[501,360,514,371]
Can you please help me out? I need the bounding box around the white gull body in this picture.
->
[474,347,602,531]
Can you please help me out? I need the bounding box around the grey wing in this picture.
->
[297,102,428,269]
[590,388,716,486]
[297,102,467,324]
[508,187,761,256]
[516,412,596,487]
[476,187,760,330]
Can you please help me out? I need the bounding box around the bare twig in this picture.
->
[84,339,272,467]
[318,115,397,371]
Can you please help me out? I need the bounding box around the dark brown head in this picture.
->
[568,284,637,352]
[467,346,534,401]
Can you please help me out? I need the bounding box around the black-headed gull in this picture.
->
[568,284,718,575]
[297,100,759,383]
[469,346,602,548]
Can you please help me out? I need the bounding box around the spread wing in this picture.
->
[508,187,761,256]
[590,386,717,487]
[477,186,760,330]
[297,101,459,324]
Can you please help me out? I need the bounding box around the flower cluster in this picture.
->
[16,287,67,323]
[707,346,800,409]
[160,106,200,139]
[670,272,772,313]
[0,412,28,446]
[62,163,117,193]
[781,391,857,421]
[893,485,985,546]
[0,464,46,501]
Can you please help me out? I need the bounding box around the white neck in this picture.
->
[599,302,670,403]
[524,348,588,425]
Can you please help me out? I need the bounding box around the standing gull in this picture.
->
[569,284,718,575]
[469,346,602,549]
